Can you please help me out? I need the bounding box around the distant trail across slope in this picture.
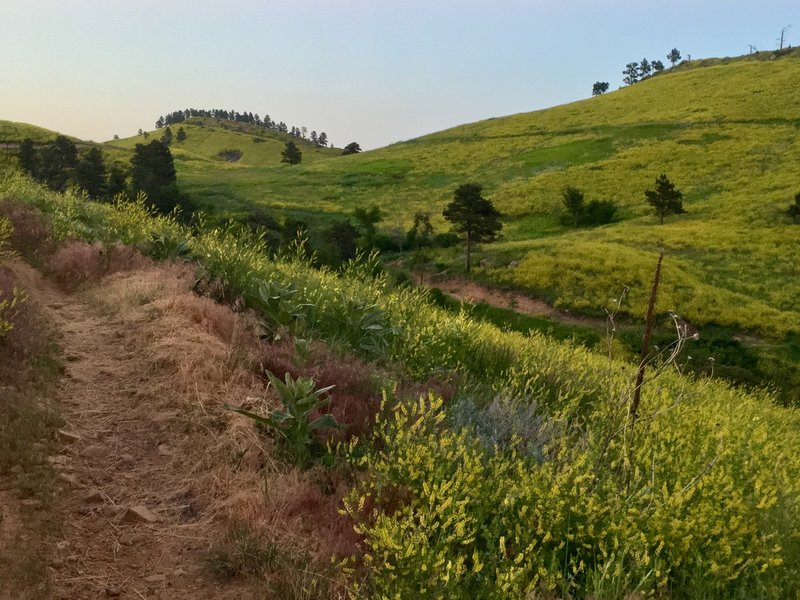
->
[432,277,609,328]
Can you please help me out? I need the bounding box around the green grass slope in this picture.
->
[3,173,799,598]
[0,120,74,144]
[104,118,342,218]
[184,51,800,336]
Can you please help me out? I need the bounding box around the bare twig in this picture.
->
[631,252,663,434]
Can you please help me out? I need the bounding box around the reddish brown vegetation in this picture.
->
[0,263,47,387]
[0,200,51,261]
[47,240,152,291]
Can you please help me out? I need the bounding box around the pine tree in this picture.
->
[73,147,107,198]
[645,174,686,224]
[443,183,502,272]
[17,138,37,176]
[281,141,302,165]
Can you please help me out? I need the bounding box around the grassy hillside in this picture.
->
[177,51,800,336]
[3,174,799,598]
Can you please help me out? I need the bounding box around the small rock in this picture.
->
[102,504,123,518]
[56,540,71,551]
[48,455,70,466]
[83,489,103,503]
[80,445,108,460]
[173,568,187,577]
[144,574,166,584]
[157,444,172,457]
[58,429,82,444]
[58,473,80,486]
[21,499,42,508]
[120,454,134,463]
[151,411,179,423]
[509,260,519,268]
[105,586,122,597]
[118,533,134,546]
[10,464,23,475]
[123,505,159,523]
[50,557,65,569]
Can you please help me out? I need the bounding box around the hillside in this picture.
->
[2,176,799,598]
[107,118,341,165]
[177,51,800,337]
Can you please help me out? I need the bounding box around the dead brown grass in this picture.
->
[0,200,51,262]
[0,261,50,386]
[78,260,360,595]
[47,240,152,291]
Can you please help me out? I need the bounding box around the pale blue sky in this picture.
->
[1,0,796,148]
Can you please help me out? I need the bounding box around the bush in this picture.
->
[789,191,800,223]
[580,199,618,225]
[0,200,51,261]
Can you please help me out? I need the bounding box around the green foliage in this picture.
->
[6,170,800,598]
[342,141,362,155]
[72,147,107,199]
[147,55,800,336]
[561,185,585,226]
[0,216,21,338]
[248,279,311,340]
[352,204,383,247]
[281,141,302,165]
[582,199,618,225]
[645,173,686,224]
[443,183,502,272]
[226,371,338,467]
[592,81,610,96]
[789,191,800,223]
[130,140,182,214]
[348,387,800,598]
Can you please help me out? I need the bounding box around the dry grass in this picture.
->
[0,199,51,262]
[0,261,61,600]
[0,261,51,386]
[78,259,360,595]
[47,240,152,291]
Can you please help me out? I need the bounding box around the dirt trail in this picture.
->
[15,264,263,599]
[432,277,608,328]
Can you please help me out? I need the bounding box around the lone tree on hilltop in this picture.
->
[592,82,610,96]
[667,48,681,67]
[562,186,585,226]
[443,183,502,272]
[788,192,800,223]
[281,141,302,165]
[342,142,362,155]
[645,173,686,224]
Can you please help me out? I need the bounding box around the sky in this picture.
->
[1,0,797,149]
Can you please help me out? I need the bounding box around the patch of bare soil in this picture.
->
[12,261,273,599]
[432,277,607,328]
